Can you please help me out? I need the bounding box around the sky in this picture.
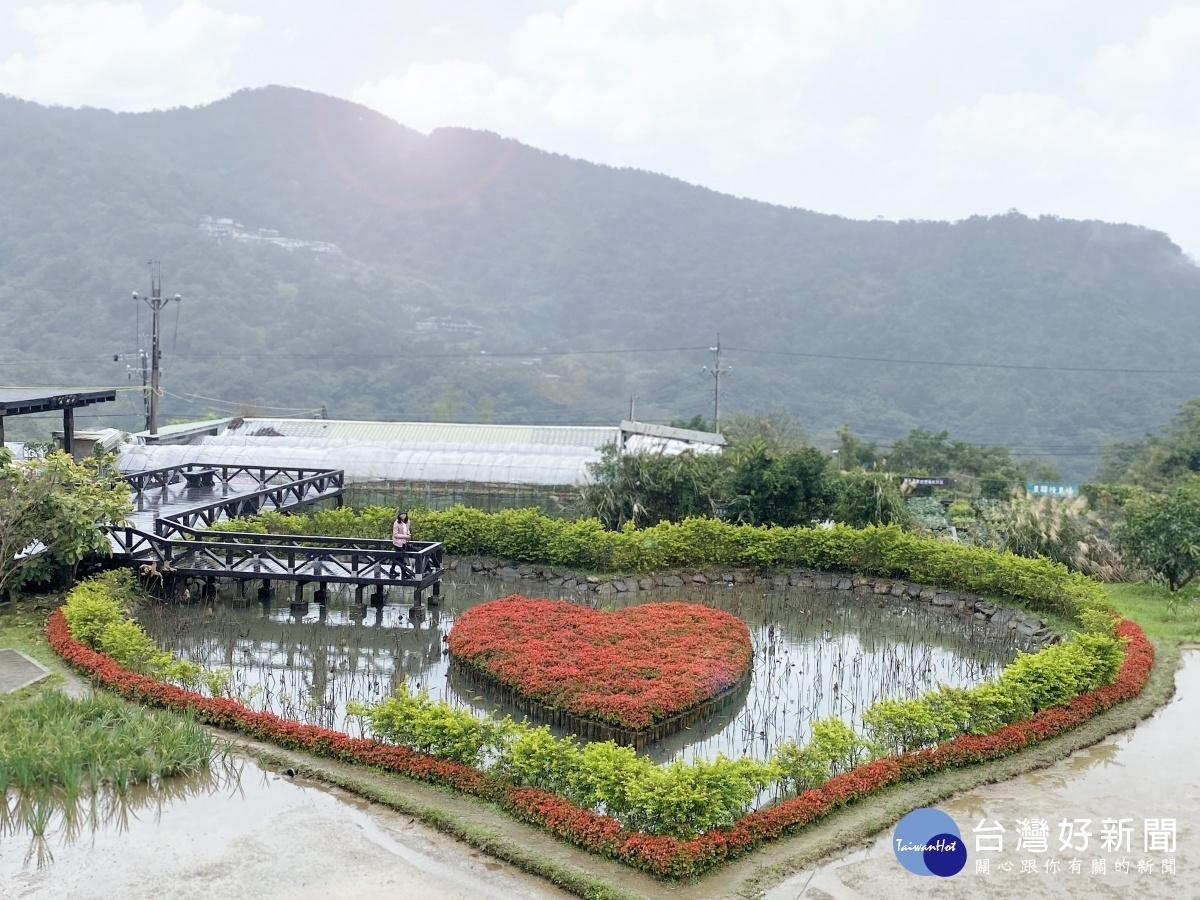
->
[1,0,1198,258]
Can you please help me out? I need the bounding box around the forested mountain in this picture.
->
[2,85,1198,478]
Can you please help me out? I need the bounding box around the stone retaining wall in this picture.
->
[448,557,1062,648]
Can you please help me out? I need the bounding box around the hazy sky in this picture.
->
[2,0,1197,257]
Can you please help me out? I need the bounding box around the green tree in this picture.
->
[581,446,721,529]
[1099,398,1200,489]
[829,472,911,528]
[1115,475,1200,592]
[0,449,132,598]
[719,411,807,454]
[836,423,877,470]
[886,427,1022,478]
[724,441,834,527]
[668,414,713,432]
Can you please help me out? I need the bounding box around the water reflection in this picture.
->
[139,573,1027,763]
[1,754,250,870]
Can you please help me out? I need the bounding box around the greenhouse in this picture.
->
[117,418,723,489]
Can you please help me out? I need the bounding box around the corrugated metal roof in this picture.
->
[133,418,235,442]
[227,418,618,448]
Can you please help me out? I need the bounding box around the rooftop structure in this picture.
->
[0,387,117,455]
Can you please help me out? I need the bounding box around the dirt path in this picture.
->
[763,648,1199,899]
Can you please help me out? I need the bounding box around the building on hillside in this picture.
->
[118,418,724,515]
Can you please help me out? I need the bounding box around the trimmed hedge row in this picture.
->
[212,505,1115,625]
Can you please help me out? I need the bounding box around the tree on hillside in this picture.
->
[668,414,713,432]
[719,412,808,454]
[885,428,1019,478]
[1115,475,1200,592]
[1099,397,1200,489]
[0,450,131,599]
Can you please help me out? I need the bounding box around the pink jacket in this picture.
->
[392,520,410,548]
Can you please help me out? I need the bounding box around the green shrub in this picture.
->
[61,581,125,648]
[495,725,582,793]
[862,697,941,756]
[365,679,513,766]
[97,619,160,672]
[565,742,656,819]
[772,717,866,793]
[980,472,1013,500]
[623,755,773,837]
[995,631,1123,713]
[947,499,975,524]
[965,682,1027,734]
[62,575,213,689]
[831,472,911,528]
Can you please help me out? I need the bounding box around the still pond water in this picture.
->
[139,573,1028,764]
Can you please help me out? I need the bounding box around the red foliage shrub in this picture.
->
[446,597,753,729]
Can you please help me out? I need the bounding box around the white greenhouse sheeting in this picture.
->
[119,438,598,486]
[118,418,724,487]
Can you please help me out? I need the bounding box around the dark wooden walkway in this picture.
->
[107,464,444,603]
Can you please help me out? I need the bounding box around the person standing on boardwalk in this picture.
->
[390,510,412,578]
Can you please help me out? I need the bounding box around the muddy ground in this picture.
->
[2,762,570,900]
[765,649,1199,899]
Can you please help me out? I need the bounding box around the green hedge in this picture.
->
[61,572,202,687]
[213,505,1115,625]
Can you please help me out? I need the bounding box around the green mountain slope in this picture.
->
[2,86,1197,478]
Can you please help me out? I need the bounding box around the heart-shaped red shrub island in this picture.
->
[447,597,753,733]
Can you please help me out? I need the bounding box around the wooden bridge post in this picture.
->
[371,584,385,607]
[430,579,440,605]
[413,588,423,608]
[314,582,329,606]
[290,581,309,619]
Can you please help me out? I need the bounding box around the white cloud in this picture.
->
[352,60,542,135]
[919,89,1197,245]
[1085,3,1200,112]
[0,0,261,110]
[353,0,918,154]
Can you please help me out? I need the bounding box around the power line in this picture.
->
[726,346,1200,375]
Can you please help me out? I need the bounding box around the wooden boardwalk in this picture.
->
[108,464,443,603]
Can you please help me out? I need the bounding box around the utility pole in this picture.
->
[133,262,181,436]
[704,336,728,435]
[629,394,636,422]
[113,348,151,430]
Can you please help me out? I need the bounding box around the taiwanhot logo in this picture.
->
[892,808,967,877]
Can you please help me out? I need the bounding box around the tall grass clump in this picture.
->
[0,692,214,796]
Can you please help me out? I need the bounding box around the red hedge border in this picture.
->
[48,611,1153,879]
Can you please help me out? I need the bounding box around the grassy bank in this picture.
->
[1,594,219,850]
[1106,582,1200,643]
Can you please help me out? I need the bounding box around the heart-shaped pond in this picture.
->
[138,572,1030,764]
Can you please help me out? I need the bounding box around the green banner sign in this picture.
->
[1026,482,1080,498]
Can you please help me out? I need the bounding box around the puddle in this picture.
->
[0,754,567,899]
[765,649,1200,899]
[139,574,1027,764]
